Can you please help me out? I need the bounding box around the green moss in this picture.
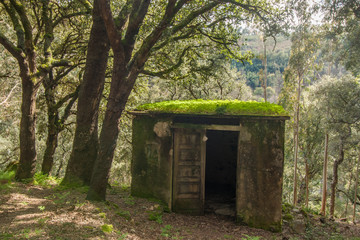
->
[136,100,288,117]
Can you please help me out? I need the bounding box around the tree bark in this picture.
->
[293,76,302,206]
[41,74,79,175]
[63,0,110,185]
[353,149,360,223]
[321,133,329,215]
[16,68,38,180]
[262,37,267,102]
[87,58,134,200]
[0,0,39,181]
[344,154,356,218]
[305,159,309,208]
[330,141,345,217]
[41,125,59,175]
[41,74,59,175]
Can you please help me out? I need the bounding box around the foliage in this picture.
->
[115,210,131,220]
[147,205,164,224]
[241,234,262,240]
[161,225,173,237]
[33,172,60,187]
[101,224,113,233]
[0,170,15,191]
[0,170,15,181]
[143,61,253,101]
[148,210,163,224]
[137,99,288,116]
[322,0,360,76]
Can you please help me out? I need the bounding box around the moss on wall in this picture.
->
[131,115,173,208]
[136,100,288,117]
[236,119,285,232]
[130,112,287,232]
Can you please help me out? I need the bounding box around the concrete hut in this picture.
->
[130,100,289,232]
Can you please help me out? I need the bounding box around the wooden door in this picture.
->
[172,128,206,215]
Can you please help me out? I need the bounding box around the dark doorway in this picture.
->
[205,130,238,217]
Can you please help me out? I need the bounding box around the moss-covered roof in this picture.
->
[135,100,288,117]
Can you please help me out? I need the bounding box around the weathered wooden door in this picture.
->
[172,128,206,214]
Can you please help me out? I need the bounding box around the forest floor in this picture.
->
[0,180,360,240]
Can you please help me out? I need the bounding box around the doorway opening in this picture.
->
[205,130,238,217]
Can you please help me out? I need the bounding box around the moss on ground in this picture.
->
[136,100,288,117]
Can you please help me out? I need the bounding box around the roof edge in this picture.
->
[128,110,290,120]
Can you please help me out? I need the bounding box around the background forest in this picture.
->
[1,0,360,223]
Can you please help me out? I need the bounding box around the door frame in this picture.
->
[172,124,241,215]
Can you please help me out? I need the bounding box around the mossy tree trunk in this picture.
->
[63,0,110,185]
[1,0,91,180]
[40,0,82,175]
[0,0,39,180]
[17,69,38,180]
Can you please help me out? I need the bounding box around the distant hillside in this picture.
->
[233,34,291,102]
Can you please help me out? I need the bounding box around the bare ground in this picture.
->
[0,182,360,240]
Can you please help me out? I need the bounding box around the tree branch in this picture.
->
[171,2,218,36]
[141,46,191,77]
[151,2,218,53]
[153,24,198,51]
[214,0,267,21]
[77,0,93,12]
[124,0,151,61]
[0,0,25,49]
[115,0,132,31]
[0,31,24,61]
[60,86,80,126]
[98,0,122,49]
[53,11,91,28]
[129,0,209,74]
[9,0,33,48]
[0,82,20,106]
[55,85,80,112]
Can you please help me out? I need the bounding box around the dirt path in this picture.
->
[0,182,359,240]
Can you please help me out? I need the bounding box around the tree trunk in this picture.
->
[41,75,59,175]
[16,73,38,180]
[41,85,79,175]
[86,58,135,201]
[353,149,360,223]
[344,155,356,218]
[321,133,329,215]
[63,0,110,185]
[305,159,309,208]
[41,118,59,175]
[293,76,301,206]
[262,37,267,102]
[330,141,345,217]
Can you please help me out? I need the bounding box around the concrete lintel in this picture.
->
[172,123,241,131]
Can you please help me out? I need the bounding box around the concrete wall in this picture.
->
[131,114,286,232]
[131,115,173,209]
[236,119,285,232]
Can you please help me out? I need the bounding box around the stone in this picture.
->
[292,219,306,234]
